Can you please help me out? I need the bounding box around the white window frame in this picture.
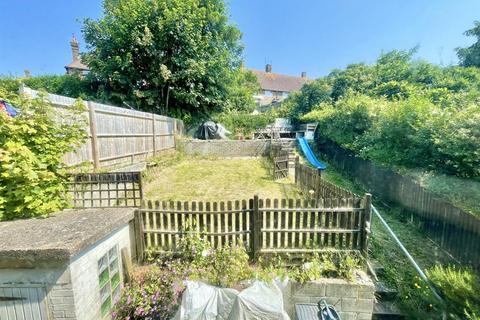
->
[98,245,122,317]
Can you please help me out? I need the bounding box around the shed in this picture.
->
[0,208,136,320]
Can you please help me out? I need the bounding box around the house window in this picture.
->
[98,245,121,317]
[264,90,273,97]
[282,92,289,98]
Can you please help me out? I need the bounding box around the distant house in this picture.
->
[250,64,308,108]
[65,36,89,76]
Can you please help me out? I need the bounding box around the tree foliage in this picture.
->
[289,50,480,177]
[82,0,244,120]
[0,89,88,220]
[457,21,480,68]
[0,74,100,101]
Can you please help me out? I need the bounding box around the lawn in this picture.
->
[404,169,480,218]
[143,152,301,202]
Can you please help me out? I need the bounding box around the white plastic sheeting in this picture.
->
[173,280,290,320]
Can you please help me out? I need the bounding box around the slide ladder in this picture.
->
[297,137,327,170]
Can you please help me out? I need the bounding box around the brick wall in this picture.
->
[283,272,375,320]
[180,139,271,157]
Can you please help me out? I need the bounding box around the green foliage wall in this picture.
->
[0,89,88,220]
[288,49,480,177]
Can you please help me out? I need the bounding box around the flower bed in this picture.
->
[112,229,369,319]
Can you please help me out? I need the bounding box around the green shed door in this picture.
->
[0,287,50,320]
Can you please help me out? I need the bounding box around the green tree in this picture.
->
[224,69,260,113]
[0,89,88,220]
[457,21,480,68]
[82,0,243,120]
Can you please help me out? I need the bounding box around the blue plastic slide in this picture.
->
[297,137,327,170]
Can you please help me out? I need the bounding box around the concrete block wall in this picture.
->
[69,224,132,320]
[48,283,76,319]
[283,272,375,320]
[180,139,271,157]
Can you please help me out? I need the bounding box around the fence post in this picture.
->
[152,114,157,156]
[295,156,299,185]
[134,210,145,264]
[87,101,100,170]
[361,193,372,258]
[251,194,261,261]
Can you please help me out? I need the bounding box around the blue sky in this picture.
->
[1,0,479,78]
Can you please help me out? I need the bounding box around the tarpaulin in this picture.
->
[0,100,19,117]
[195,121,231,140]
[174,280,290,320]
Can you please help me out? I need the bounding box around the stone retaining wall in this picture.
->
[284,272,375,320]
[180,139,271,157]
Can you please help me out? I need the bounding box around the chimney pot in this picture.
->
[70,36,80,62]
[265,64,272,73]
[301,72,307,78]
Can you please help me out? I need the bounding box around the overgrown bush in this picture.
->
[0,74,101,101]
[213,110,277,138]
[0,89,87,220]
[176,221,253,287]
[112,264,186,319]
[292,50,480,177]
[427,265,480,319]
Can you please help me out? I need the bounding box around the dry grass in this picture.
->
[143,153,301,202]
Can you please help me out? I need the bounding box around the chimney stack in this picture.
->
[301,72,307,78]
[70,36,80,62]
[265,64,272,73]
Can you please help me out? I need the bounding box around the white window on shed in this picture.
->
[264,90,273,96]
[98,245,121,317]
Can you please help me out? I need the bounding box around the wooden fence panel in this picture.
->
[20,87,184,169]
[138,195,369,258]
[139,200,253,254]
[295,161,355,200]
[319,137,480,268]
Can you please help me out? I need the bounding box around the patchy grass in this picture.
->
[310,151,458,317]
[403,169,480,218]
[143,152,301,202]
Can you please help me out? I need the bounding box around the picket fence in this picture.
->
[134,194,371,261]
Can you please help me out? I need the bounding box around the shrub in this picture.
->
[112,264,186,320]
[289,49,480,177]
[213,111,277,138]
[0,89,87,220]
[177,222,253,287]
[427,265,480,319]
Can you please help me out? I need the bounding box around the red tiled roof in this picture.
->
[250,69,309,93]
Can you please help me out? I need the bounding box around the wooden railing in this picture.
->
[135,194,372,261]
[67,172,143,208]
[295,158,355,200]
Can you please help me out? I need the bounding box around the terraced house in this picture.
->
[250,64,309,109]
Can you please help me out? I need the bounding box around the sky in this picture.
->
[1,0,479,79]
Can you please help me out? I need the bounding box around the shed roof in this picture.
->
[0,208,135,268]
[250,69,309,93]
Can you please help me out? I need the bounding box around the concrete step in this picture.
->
[372,301,405,320]
[374,281,398,300]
